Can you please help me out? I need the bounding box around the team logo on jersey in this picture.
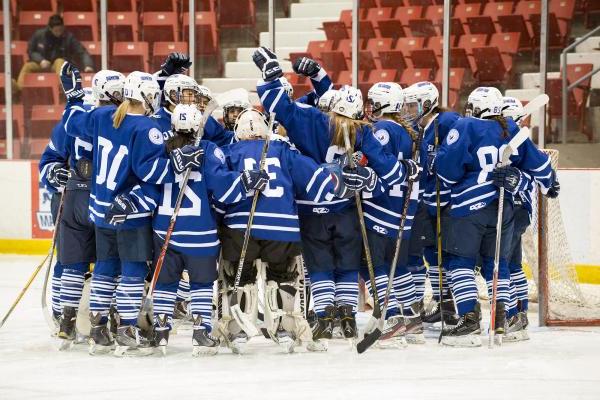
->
[374,129,390,145]
[214,147,225,164]
[446,129,459,145]
[469,201,486,211]
[312,207,330,214]
[148,128,164,145]
[373,225,388,235]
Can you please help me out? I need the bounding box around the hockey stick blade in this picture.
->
[501,127,531,166]
[518,94,549,121]
[230,304,259,337]
[357,328,382,354]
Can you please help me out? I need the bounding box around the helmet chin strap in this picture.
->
[141,90,156,115]
[103,90,122,106]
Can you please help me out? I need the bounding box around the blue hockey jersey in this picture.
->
[295,68,334,106]
[203,116,236,147]
[63,102,178,229]
[222,138,336,242]
[436,117,554,217]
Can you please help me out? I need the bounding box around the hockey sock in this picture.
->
[483,257,510,306]
[153,282,178,330]
[334,270,359,313]
[176,273,191,302]
[424,247,450,302]
[408,258,427,303]
[509,265,529,311]
[361,266,399,318]
[393,266,418,314]
[117,262,148,326]
[51,261,64,317]
[190,282,214,331]
[448,267,478,316]
[507,280,518,318]
[60,263,88,310]
[309,271,335,317]
[89,273,118,324]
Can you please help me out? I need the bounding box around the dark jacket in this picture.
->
[27,27,93,69]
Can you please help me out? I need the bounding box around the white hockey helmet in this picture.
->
[171,104,202,134]
[366,82,404,121]
[82,87,94,106]
[331,85,363,120]
[317,89,338,113]
[402,81,439,122]
[223,96,251,130]
[502,96,525,122]
[234,108,269,140]
[91,69,125,104]
[195,85,212,112]
[123,71,161,114]
[465,87,503,119]
[164,74,200,107]
[280,76,294,98]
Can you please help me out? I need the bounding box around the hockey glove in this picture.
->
[342,165,377,192]
[60,62,84,103]
[47,164,70,189]
[105,193,138,225]
[170,145,204,174]
[241,169,269,193]
[252,47,283,82]
[292,57,321,78]
[491,166,524,194]
[401,159,422,182]
[160,52,192,76]
[546,170,560,199]
[323,162,353,199]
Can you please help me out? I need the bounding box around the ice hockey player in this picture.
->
[60,62,204,356]
[290,56,334,106]
[252,46,422,349]
[217,108,341,353]
[196,85,237,147]
[499,96,560,342]
[360,82,424,346]
[401,82,461,329]
[435,87,554,347]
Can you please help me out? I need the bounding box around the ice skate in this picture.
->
[153,314,170,356]
[274,327,296,354]
[377,316,408,349]
[504,313,530,342]
[192,327,220,357]
[114,325,153,357]
[227,330,248,355]
[422,299,459,330]
[88,312,114,355]
[404,314,426,344]
[491,302,506,346]
[173,300,192,322]
[58,306,77,351]
[108,305,118,337]
[440,303,482,347]
[307,305,335,352]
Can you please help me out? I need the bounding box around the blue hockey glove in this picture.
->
[170,145,204,174]
[47,164,70,189]
[292,57,321,78]
[323,162,352,199]
[60,62,84,102]
[105,193,138,225]
[342,165,377,192]
[241,169,269,192]
[491,165,524,194]
[252,47,283,81]
[160,52,192,76]
[401,159,422,182]
[546,170,560,198]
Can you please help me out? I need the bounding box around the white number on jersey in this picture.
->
[158,171,202,216]
[96,136,128,191]
[244,157,284,198]
[476,145,509,184]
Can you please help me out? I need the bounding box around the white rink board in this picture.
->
[0,256,599,400]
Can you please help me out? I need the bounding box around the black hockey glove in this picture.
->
[105,193,138,225]
[47,164,70,189]
[323,162,352,199]
[252,47,283,81]
[170,145,204,174]
[161,52,192,76]
[491,166,523,194]
[546,170,560,198]
[59,62,84,103]
[342,165,377,192]
[292,57,321,78]
[241,169,269,193]
[401,159,422,182]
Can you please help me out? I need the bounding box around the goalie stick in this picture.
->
[489,126,531,348]
[357,129,424,353]
[228,113,276,338]
[514,93,549,123]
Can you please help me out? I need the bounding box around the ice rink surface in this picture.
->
[1,255,599,400]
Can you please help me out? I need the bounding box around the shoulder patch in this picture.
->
[374,129,390,146]
[213,147,226,164]
[148,127,164,145]
[446,129,459,145]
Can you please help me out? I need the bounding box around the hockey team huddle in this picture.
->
[39,47,560,357]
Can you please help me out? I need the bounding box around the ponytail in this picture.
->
[390,113,418,142]
[329,113,369,149]
[491,115,510,138]
[112,100,130,129]
[166,132,194,152]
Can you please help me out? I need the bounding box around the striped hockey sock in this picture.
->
[507,280,518,318]
[116,276,146,326]
[60,264,87,310]
[510,266,529,311]
[410,266,427,302]
[309,271,335,317]
[393,271,417,314]
[89,274,118,324]
[428,264,449,302]
[190,282,214,331]
[448,268,478,316]
[153,282,178,330]
[176,274,191,302]
[362,267,399,318]
[51,262,64,317]
[334,270,359,313]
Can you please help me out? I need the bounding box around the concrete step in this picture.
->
[290,2,351,18]
[275,16,337,32]
[237,46,306,63]
[225,61,293,79]
[259,30,326,48]
[201,78,258,94]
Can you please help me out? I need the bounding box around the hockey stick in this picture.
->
[357,129,424,354]
[341,123,382,338]
[143,99,220,313]
[489,126,531,348]
[434,118,446,343]
[516,94,549,123]
[228,113,276,338]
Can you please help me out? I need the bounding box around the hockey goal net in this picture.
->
[523,149,600,326]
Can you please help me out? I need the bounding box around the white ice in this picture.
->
[1,255,599,400]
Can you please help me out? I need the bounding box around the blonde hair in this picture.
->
[388,113,418,142]
[112,99,145,129]
[328,113,370,148]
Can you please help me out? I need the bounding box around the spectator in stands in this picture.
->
[17,14,94,90]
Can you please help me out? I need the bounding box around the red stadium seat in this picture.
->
[141,0,177,12]
[530,12,570,50]
[29,105,63,139]
[152,42,188,71]
[359,50,378,71]
[427,35,460,56]
[307,40,335,62]
[21,73,60,108]
[378,50,408,71]
[108,12,139,42]
[410,49,439,71]
[111,42,149,73]
[551,0,576,41]
[108,0,136,12]
[450,47,473,71]
[466,16,496,36]
[62,0,97,12]
[379,0,407,7]
[80,72,94,88]
[497,14,534,51]
[409,19,439,37]
[0,41,28,74]
[182,0,216,12]
[366,69,399,83]
[394,6,424,26]
[323,21,349,41]
[489,32,520,56]
[336,70,354,86]
[399,68,433,87]
[515,1,542,21]
[453,3,481,24]
[81,41,101,70]
[63,12,99,42]
[375,19,407,40]
[483,2,514,22]
[0,105,25,141]
[142,12,179,48]
[395,37,426,53]
[17,11,53,40]
[424,5,444,23]
[366,7,395,22]
[434,67,466,92]
[365,38,394,54]
[472,46,511,85]
[320,51,348,75]
[182,12,221,71]
[16,0,56,11]
[458,34,489,54]
[287,51,311,63]
[217,0,255,30]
